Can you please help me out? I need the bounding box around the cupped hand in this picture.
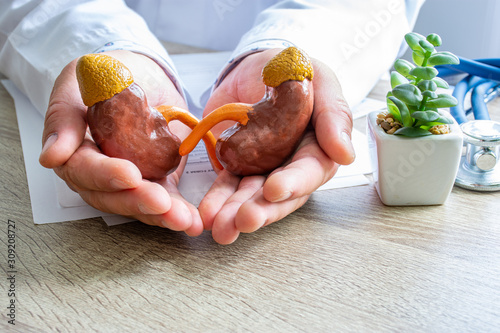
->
[39,50,203,236]
[200,48,355,244]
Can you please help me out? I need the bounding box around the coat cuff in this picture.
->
[94,40,187,103]
[212,38,295,91]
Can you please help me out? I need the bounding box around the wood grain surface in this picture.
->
[1,47,499,332]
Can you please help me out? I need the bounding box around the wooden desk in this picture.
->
[1,46,499,332]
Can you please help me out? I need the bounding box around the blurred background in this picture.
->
[408,0,500,59]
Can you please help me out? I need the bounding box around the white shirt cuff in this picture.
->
[94,40,187,103]
[212,38,295,91]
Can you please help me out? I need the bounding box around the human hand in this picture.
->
[199,49,355,244]
[39,50,203,236]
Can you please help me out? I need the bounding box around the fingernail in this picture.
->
[41,133,58,154]
[160,204,192,230]
[341,131,356,160]
[110,177,134,190]
[138,202,159,215]
[270,190,292,202]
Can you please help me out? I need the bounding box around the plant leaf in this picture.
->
[409,67,438,80]
[394,59,415,76]
[417,80,437,92]
[422,90,438,99]
[386,94,402,122]
[412,50,425,66]
[426,33,442,47]
[434,113,454,124]
[431,77,450,89]
[394,126,433,137]
[422,118,454,127]
[427,51,460,66]
[388,96,412,127]
[412,110,440,122]
[392,84,423,106]
[425,94,458,108]
[390,71,409,88]
[405,32,425,52]
[419,39,435,53]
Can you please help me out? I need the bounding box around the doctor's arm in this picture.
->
[200,0,424,244]
[0,0,203,235]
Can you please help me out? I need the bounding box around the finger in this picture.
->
[78,181,171,217]
[176,197,204,237]
[158,173,204,236]
[198,170,240,230]
[311,60,355,166]
[235,189,310,234]
[133,196,194,233]
[263,132,339,202]
[53,134,142,192]
[313,106,355,165]
[40,60,88,168]
[121,198,199,235]
[81,166,203,236]
[210,176,266,245]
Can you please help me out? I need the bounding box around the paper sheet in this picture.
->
[4,51,374,226]
[3,80,112,223]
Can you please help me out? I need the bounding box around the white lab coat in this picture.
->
[0,0,424,116]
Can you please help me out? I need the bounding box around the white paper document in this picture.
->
[4,51,373,226]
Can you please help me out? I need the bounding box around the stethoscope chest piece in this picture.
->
[455,120,500,191]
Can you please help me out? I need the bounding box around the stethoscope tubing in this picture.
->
[438,58,500,191]
[437,58,500,81]
[437,57,500,124]
[471,80,496,121]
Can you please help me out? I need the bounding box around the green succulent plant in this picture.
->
[386,32,459,137]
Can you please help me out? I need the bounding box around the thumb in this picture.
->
[39,59,88,169]
[311,60,355,165]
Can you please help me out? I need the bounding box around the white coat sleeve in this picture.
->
[0,0,183,116]
[213,0,425,108]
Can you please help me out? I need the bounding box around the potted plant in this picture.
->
[367,32,463,206]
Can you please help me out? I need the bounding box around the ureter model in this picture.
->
[180,46,315,176]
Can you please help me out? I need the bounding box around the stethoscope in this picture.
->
[437,57,500,191]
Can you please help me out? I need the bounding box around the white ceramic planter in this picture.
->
[367,110,463,206]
